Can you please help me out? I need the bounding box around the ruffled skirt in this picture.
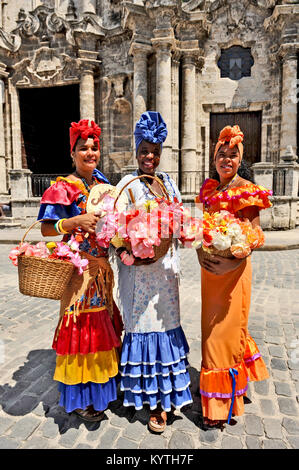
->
[119,326,193,412]
[52,282,123,413]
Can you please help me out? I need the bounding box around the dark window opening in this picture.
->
[218,46,254,81]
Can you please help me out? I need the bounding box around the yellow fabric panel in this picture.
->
[54,348,119,385]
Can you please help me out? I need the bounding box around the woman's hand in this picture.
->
[197,248,245,275]
[71,212,101,234]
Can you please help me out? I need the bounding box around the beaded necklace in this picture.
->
[216,173,239,193]
[137,170,172,200]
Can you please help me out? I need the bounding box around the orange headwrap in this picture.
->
[214,125,244,161]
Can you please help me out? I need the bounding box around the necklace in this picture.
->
[137,169,167,199]
[74,171,95,193]
[217,173,238,193]
[142,176,166,199]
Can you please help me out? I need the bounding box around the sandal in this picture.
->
[203,417,225,430]
[148,408,167,433]
[73,405,105,422]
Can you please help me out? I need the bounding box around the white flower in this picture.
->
[212,232,232,251]
[226,223,243,241]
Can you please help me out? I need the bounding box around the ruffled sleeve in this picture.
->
[226,184,272,213]
[196,179,272,214]
[37,179,82,221]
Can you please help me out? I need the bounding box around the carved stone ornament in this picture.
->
[0,29,21,52]
[11,47,81,86]
[71,13,105,37]
[13,5,70,41]
[208,0,268,32]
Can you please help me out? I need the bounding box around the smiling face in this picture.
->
[71,136,100,176]
[215,143,241,181]
[136,140,161,176]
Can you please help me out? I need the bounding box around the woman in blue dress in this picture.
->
[115,111,192,433]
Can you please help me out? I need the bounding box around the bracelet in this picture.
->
[55,218,69,234]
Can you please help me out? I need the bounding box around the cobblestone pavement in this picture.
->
[0,245,298,450]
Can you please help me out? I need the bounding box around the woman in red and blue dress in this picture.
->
[37,120,123,422]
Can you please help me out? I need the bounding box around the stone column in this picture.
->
[0,79,6,194]
[9,82,22,170]
[171,50,181,186]
[181,50,198,195]
[80,63,95,121]
[251,162,274,229]
[130,42,152,128]
[125,41,152,167]
[152,35,175,173]
[280,46,297,159]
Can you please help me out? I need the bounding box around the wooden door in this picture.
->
[210,111,262,175]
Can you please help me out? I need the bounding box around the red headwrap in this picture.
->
[214,125,244,161]
[70,119,101,152]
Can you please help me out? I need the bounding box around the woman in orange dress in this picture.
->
[196,125,272,428]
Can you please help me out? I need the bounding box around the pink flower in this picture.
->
[67,235,80,252]
[96,213,118,248]
[69,252,89,275]
[120,251,135,266]
[24,245,35,256]
[132,241,155,259]
[8,247,21,266]
[55,242,72,257]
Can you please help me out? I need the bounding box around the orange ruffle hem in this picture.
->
[200,336,269,421]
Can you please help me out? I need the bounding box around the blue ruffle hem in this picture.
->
[119,326,193,411]
[58,377,118,413]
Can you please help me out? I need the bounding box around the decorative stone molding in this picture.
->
[0,28,21,52]
[208,0,268,33]
[264,3,299,33]
[11,48,81,86]
[11,5,105,50]
[13,5,69,41]
[175,14,210,41]
[179,40,205,71]
[278,42,299,61]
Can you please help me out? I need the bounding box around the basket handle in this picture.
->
[20,218,47,245]
[113,174,170,211]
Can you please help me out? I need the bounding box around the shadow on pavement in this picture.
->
[0,349,153,435]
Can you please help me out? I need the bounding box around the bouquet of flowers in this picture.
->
[9,235,89,274]
[202,210,265,259]
[94,193,203,265]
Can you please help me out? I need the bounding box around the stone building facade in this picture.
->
[0,0,298,229]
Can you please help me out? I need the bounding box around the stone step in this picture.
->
[0,217,22,230]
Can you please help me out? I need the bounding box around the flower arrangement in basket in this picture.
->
[9,221,89,300]
[91,175,203,266]
[201,210,265,259]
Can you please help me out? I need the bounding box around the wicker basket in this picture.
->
[17,220,75,300]
[111,174,173,261]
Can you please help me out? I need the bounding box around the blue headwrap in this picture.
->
[134,111,168,153]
